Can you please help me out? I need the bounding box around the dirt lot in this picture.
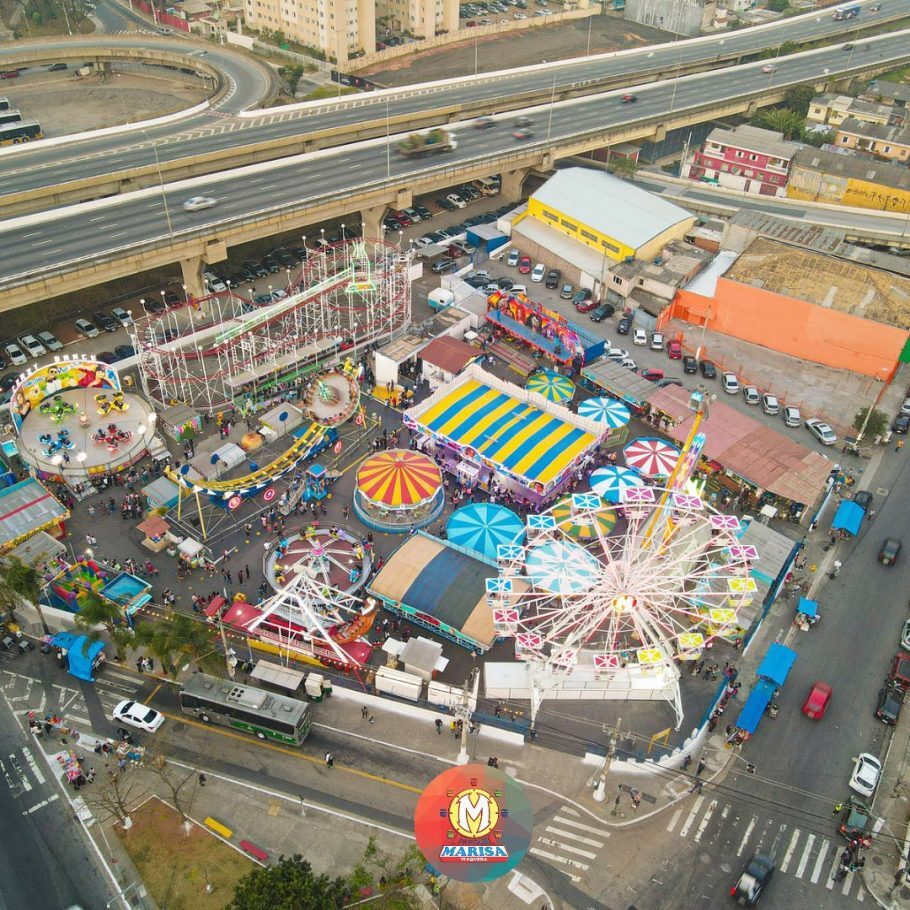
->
[357,12,670,86]
[6,71,206,138]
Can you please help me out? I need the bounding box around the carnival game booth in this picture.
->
[0,478,69,553]
[366,531,527,653]
[404,363,605,507]
[486,290,605,367]
[10,358,158,482]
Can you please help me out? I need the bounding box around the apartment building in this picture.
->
[833,117,910,163]
[377,0,458,40]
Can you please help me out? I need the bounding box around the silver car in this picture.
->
[783,405,801,427]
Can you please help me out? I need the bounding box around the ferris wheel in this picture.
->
[487,485,759,728]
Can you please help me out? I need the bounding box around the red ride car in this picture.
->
[518,256,532,274]
[802,681,832,719]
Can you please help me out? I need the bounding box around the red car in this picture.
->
[575,297,598,313]
[446,245,466,259]
[518,256,532,274]
[802,681,832,720]
[621,94,637,104]
[667,340,682,360]
[640,368,664,382]
[393,210,412,227]
[0,70,19,79]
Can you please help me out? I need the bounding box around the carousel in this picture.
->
[10,359,157,481]
[353,449,445,532]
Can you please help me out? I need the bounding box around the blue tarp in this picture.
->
[797,597,818,618]
[832,500,864,536]
[756,642,798,688]
[49,632,105,682]
[735,679,776,735]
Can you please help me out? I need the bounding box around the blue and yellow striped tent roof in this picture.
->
[413,378,598,487]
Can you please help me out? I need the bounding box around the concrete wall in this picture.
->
[624,0,705,37]
[787,166,910,215]
[672,277,908,378]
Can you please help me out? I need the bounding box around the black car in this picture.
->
[0,372,17,391]
[876,684,903,725]
[113,344,136,360]
[291,246,308,262]
[163,290,181,307]
[700,360,717,379]
[431,258,457,274]
[261,257,280,274]
[497,277,514,291]
[96,351,118,364]
[590,303,614,322]
[144,298,166,314]
[853,490,873,512]
[383,216,401,232]
[48,62,67,71]
[682,356,698,375]
[545,269,561,289]
[415,205,431,220]
[464,275,489,288]
[879,537,902,566]
[731,853,774,907]
[436,196,456,212]
[572,289,593,308]
[893,414,910,435]
[617,316,632,335]
[93,310,119,332]
[464,216,485,228]
[243,260,267,279]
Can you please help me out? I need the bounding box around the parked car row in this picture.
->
[1,329,63,368]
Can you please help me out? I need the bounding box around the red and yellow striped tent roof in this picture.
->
[356,450,442,508]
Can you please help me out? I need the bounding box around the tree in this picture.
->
[227,855,348,910]
[82,768,144,827]
[853,406,888,439]
[146,751,198,822]
[73,590,134,661]
[608,156,639,180]
[133,613,222,678]
[802,128,834,148]
[347,837,425,909]
[756,106,805,140]
[0,556,48,632]
[279,64,305,96]
[767,0,788,11]
[783,84,816,118]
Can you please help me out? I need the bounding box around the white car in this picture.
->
[4,343,27,366]
[506,249,520,267]
[632,328,647,346]
[19,334,47,358]
[849,753,882,798]
[112,699,165,733]
[606,348,630,362]
[762,393,780,416]
[183,195,217,212]
[900,397,910,416]
[783,405,801,427]
[446,193,466,209]
[620,358,637,370]
[649,332,664,351]
[203,272,228,293]
[743,386,761,406]
[530,263,546,282]
[450,239,476,254]
[413,236,435,248]
[110,307,133,327]
[761,64,775,73]
[722,372,740,394]
[806,417,837,446]
[901,617,910,651]
[74,318,99,338]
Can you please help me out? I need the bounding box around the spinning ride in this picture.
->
[137,239,411,411]
[265,527,371,594]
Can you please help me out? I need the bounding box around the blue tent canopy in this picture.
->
[832,500,864,536]
[735,679,776,735]
[50,632,105,682]
[797,597,818,618]
[756,642,798,688]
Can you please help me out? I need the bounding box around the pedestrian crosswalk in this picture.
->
[0,745,58,815]
[666,795,869,901]
[529,805,612,883]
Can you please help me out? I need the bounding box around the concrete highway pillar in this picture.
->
[652,125,667,142]
[361,204,388,242]
[500,167,530,202]
[179,256,206,299]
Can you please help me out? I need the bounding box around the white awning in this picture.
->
[251,659,305,691]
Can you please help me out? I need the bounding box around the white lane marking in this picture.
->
[8,754,31,792]
[780,828,801,873]
[810,839,830,884]
[795,834,816,879]
[21,747,44,785]
[678,796,704,838]
[551,816,611,837]
[536,836,597,860]
[544,826,603,849]
[529,846,588,873]
[736,817,756,856]
[841,870,855,895]
[694,800,717,843]
[24,793,58,814]
[666,807,683,833]
[559,806,579,817]
[857,883,865,901]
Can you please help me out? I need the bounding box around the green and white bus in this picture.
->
[179,673,312,746]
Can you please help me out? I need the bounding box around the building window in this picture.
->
[612,275,622,285]
[560,219,577,231]
[580,229,597,242]
[601,239,620,254]
[542,209,558,221]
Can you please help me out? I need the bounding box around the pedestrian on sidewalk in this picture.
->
[689,779,703,794]
[630,788,641,810]
[325,752,334,767]
[199,773,207,787]
[362,706,369,719]
[696,759,706,778]
[435,718,442,735]
[898,440,905,452]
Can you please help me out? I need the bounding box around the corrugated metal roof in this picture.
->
[531,168,694,251]
[0,478,68,549]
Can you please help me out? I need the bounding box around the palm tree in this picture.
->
[134,614,223,678]
[756,107,806,141]
[0,557,48,633]
[73,591,134,661]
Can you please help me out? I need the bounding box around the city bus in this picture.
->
[0,109,22,126]
[178,672,312,745]
[0,97,10,111]
[833,4,860,19]
[0,120,43,145]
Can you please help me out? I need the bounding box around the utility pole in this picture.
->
[593,717,621,802]
[218,617,236,679]
[455,668,477,765]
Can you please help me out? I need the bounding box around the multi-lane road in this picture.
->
[1,31,908,292]
[0,0,904,207]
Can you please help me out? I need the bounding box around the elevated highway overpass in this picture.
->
[0,33,906,313]
[0,0,905,216]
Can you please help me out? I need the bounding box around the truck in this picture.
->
[833,4,859,19]
[397,128,457,159]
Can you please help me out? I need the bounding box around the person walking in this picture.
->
[362,706,369,719]
[435,718,443,735]
[198,773,207,787]
[696,759,706,778]
[324,752,334,767]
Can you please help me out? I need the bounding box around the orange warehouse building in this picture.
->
[670,277,907,379]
